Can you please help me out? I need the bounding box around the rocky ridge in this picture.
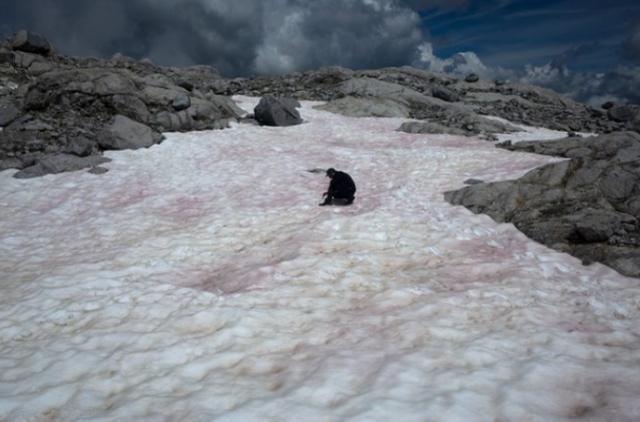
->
[1,30,241,177]
[216,65,638,134]
[445,132,640,278]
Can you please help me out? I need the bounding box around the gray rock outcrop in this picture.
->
[316,96,409,118]
[14,154,111,178]
[0,30,241,178]
[445,132,640,278]
[254,96,302,126]
[98,115,162,150]
[222,65,623,135]
[10,30,52,56]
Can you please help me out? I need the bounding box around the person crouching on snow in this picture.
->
[319,168,356,206]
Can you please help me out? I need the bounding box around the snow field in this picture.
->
[0,96,639,421]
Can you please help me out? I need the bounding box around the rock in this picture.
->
[464,178,485,185]
[316,96,409,118]
[172,93,191,111]
[465,73,480,83]
[0,158,24,171]
[97,115,162,150]
[608,105,639,122]
[176,79,194,91]
[88,166,109,175]
[27,61,53,76]
[568,208,636,243]
[254,95,302,126]
[154,110,194,132]
[398,112,518,137]
[498,131,640,161]
[105,95,150,123]
[0,49,14,64]
[337,77,432,108]
[0,100,20,126]
[446,131,640,278]
[431,85,461,102]
[280,97,301,109]
[208,95,246,118]
[10,30,52,56]
[308,66,354,85]
[13,154,111,178]
[602,101,615,110]
[7,117,54,132]
[94,73,137,96]
[398,120,467,136]
[65,136,96,157]
[143,86,185,106]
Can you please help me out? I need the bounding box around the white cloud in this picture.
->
[413,42,491,78]
[413,41,640,106]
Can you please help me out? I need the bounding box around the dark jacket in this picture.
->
[327,171,356,199]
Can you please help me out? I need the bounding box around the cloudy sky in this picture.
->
[2,0,639,104]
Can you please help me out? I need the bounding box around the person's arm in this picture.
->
[319,180,336,205]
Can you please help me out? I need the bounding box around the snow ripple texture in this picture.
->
[1,97,639,421]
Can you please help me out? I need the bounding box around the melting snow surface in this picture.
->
[1,96,639,421]
[484,115,594,144]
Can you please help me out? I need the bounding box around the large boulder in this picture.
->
[64,136,96,157]
[97,115,162,150]
[13,154,111,178]
[104,94,150,123]
[254,96,302,126]
[10,30,52,56]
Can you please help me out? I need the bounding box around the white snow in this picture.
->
[484,115,594,144]
[1,97,639,421]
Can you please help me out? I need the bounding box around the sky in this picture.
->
[1,0,640,104]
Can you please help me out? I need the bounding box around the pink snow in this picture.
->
[0,96,639,421]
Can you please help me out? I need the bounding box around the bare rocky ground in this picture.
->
[1,30,639,278]
[445,132,640,278]
[0,31,242,177]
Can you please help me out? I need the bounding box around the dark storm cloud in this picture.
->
[254,0,424,74]
[622,22,640,62]
[401,0,471,11]
[1,0,265,76]
[0,0,427,76]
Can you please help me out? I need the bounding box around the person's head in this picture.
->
[326,168,336,178]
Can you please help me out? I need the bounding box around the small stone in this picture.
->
[89,166,109,175]
[464,178,485,185]
[465,73,480,83]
